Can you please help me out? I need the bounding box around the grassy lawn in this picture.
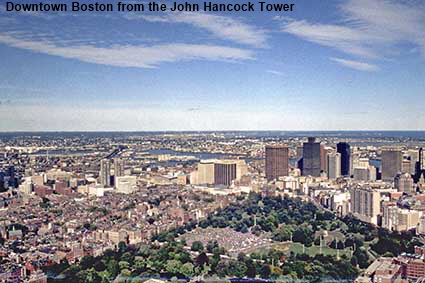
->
[269,242,353,258]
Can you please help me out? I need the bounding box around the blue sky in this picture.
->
[0,0,424,131]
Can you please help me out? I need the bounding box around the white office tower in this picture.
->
[114,158,124,177]
[197,160,215,185]
[115,176,137,194]
[349,187,381,225]
[196,159,248,186]
[382,203,420,232]
[327,152,341,179]
[407,149,420,175]
[236,160,249,180]
[100,159,111,187]
[19,178,33,194]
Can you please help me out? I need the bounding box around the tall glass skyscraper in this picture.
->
[337,142,351,176]
[303,137,322,177]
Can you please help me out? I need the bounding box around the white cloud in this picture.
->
[133,12,267,47]
[0,33,254,68]
[266,70,284,76]
[278,0,425,59]
[281,19,379,58]
[330,57,380,72]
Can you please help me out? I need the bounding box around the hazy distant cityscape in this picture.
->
[0,131,424,282]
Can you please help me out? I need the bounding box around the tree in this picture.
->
[118,241,127,253]
[260,264,271,278]
[86,269,102,283]
[107,260,120,278]
[232,261,247,278]
[191,241,204,252]
[207,240,219,253]
[121,252,134,264]
[93,260,106,272]
[166,260,182,275]
[119,261,130,270]
[181,262,194,278]
[292,227,313,246]
[80,255,95,270]
[196,252,209,267]
[246,260,256,278]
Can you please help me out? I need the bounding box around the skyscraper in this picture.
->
[394,173,414,194]
[114,158,124,177]
[381,147,403,182]
[196,159,246,186]
[327,152,341,179]
[303,137,322,177]
[407,149,420,175]
[349,187,381,225]
[7,165,16,188]
[197,160,215,185]
[265,145,289,182]
[420,148,425,173]
[337,142,351,176]
[100,159,111,187]
[320,144,327,173]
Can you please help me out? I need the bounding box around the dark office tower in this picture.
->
[303,137,322,177]
[7,166,16,188]
[297,158,303,172]
[337,142,351,176]
[265,145,289,182]
[0,171,4,192]
[214,161,237,186]
[320,144,327,172]
[381,147,403,182]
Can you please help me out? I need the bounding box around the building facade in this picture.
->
[265,145,289,182]
[303,137,322,177]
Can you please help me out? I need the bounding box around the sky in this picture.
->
[0,0,424,131]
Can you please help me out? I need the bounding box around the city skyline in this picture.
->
[1,0,425,131]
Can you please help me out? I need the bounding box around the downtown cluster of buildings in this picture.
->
[1,132,425,282]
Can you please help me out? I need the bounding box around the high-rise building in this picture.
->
[100,159,111,187]
[381,147,403,182]
[320,145,327,173]
[349,186,381,225]
[19,178,33,195]
[7,165,16,188]
[196,159,246,186]
[394,173,414,194]
[115,176,137,194]
[197,160,215,185]
[420,148,425,173]
[302,137,322,177]
[353,165,376,182]
[235,160,248,180]
[214,161,237,186]
[382,202,420,231]
[296,146,303,159]
[114,158,124,177]
[265,145,289,182]
[407,149,420,175]
[337,142,351,176]
[327,152,341,179]
[402,159,411,174]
